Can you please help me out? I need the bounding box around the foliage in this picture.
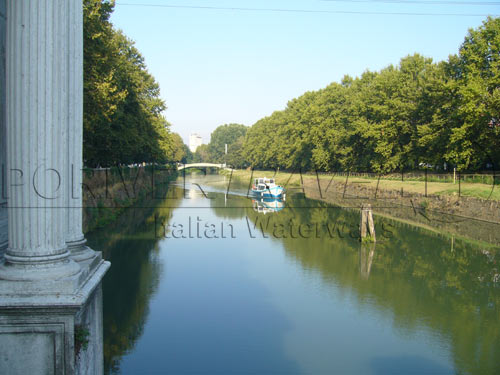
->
[74,325,90,356]
[242,17,500,173]
[192,144,211,163]
[168,133,188,163]
[207,123,248,165]
[444,16,500,170]
[83,0,186,167]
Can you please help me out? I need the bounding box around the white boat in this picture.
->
[251,177,286,199]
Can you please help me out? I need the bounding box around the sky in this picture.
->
[110,0,499,144]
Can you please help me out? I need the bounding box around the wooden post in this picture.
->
[458,170,461,197]
[360,207,367,239]
[342,172,349,198]
[374,174,381,199]
[360,204,376,242]
[425,168,428,197]
[400,170,404,197]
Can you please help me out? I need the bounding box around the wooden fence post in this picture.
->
[361,204,376,242]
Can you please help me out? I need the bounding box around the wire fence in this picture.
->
[310,170,500,185]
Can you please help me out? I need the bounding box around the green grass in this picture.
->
[225,169,500,201]
[361,235,376,244]
[326,175,500,201]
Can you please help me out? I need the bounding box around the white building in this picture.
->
[189,133,203,153]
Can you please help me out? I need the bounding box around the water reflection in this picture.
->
[360,243,376,280]
[243,193,500,374]
[89,182,500,375]
[87,190,181,374]
[252,197,286,214]
[213,191,500,374]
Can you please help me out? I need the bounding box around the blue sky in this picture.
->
[111,1,499,144]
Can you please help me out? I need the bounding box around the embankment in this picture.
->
[226,170,500,246]
[83,166,176,233]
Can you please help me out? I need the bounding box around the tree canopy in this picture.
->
[207,124,248,165]
[83,0,186,167]
[242,17,500,173]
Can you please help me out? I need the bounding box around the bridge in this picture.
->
[178,163,230,170]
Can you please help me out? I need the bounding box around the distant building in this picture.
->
[189,133,203,153]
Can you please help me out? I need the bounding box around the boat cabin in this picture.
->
[254,178,276,186]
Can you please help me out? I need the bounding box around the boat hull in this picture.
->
[252,198,285,213]
[251,186,285,198]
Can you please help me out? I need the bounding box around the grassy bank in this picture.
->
[224,169,500,201]
[222,168,500,246]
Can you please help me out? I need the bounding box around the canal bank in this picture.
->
[82,165,177,233]
[224,169,500,246]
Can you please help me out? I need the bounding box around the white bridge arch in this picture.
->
[178,163,229,170]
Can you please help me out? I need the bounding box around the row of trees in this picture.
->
[83,0,187,167]
[241,17,500,173]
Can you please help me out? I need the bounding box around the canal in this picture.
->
[87,174,500,374]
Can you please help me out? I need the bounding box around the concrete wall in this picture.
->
[0,0,7,254]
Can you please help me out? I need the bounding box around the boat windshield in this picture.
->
[254,178,277,186]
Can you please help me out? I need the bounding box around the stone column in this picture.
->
[0,0,8,258]
[0,0,6,254]
[0,1,110,373]
[0,0,82,281]
[66,0,96,263]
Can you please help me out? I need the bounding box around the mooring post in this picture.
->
[425,169,428,197]
[360,204,376,242]
[361,206,367,239]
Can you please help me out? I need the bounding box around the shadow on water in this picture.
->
[87,187,181,374]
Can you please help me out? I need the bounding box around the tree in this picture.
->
[240,17,500,173]
[444,17,500,170]
[226,136,248,168]
[193,144,210,163]
[208,124,248,164]
[83,0,176,167]
[168,133,188,162]
[83,0,127,166]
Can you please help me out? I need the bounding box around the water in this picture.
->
[87,174,500,375]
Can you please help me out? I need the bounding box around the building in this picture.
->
[189,133,203,153]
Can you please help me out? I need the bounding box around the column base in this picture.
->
[0,242,6,260]
[0,258,110,375]
[0,255,81,278]
[68,238,97,263]
[0,203,6,259]
[0,250,105,295]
